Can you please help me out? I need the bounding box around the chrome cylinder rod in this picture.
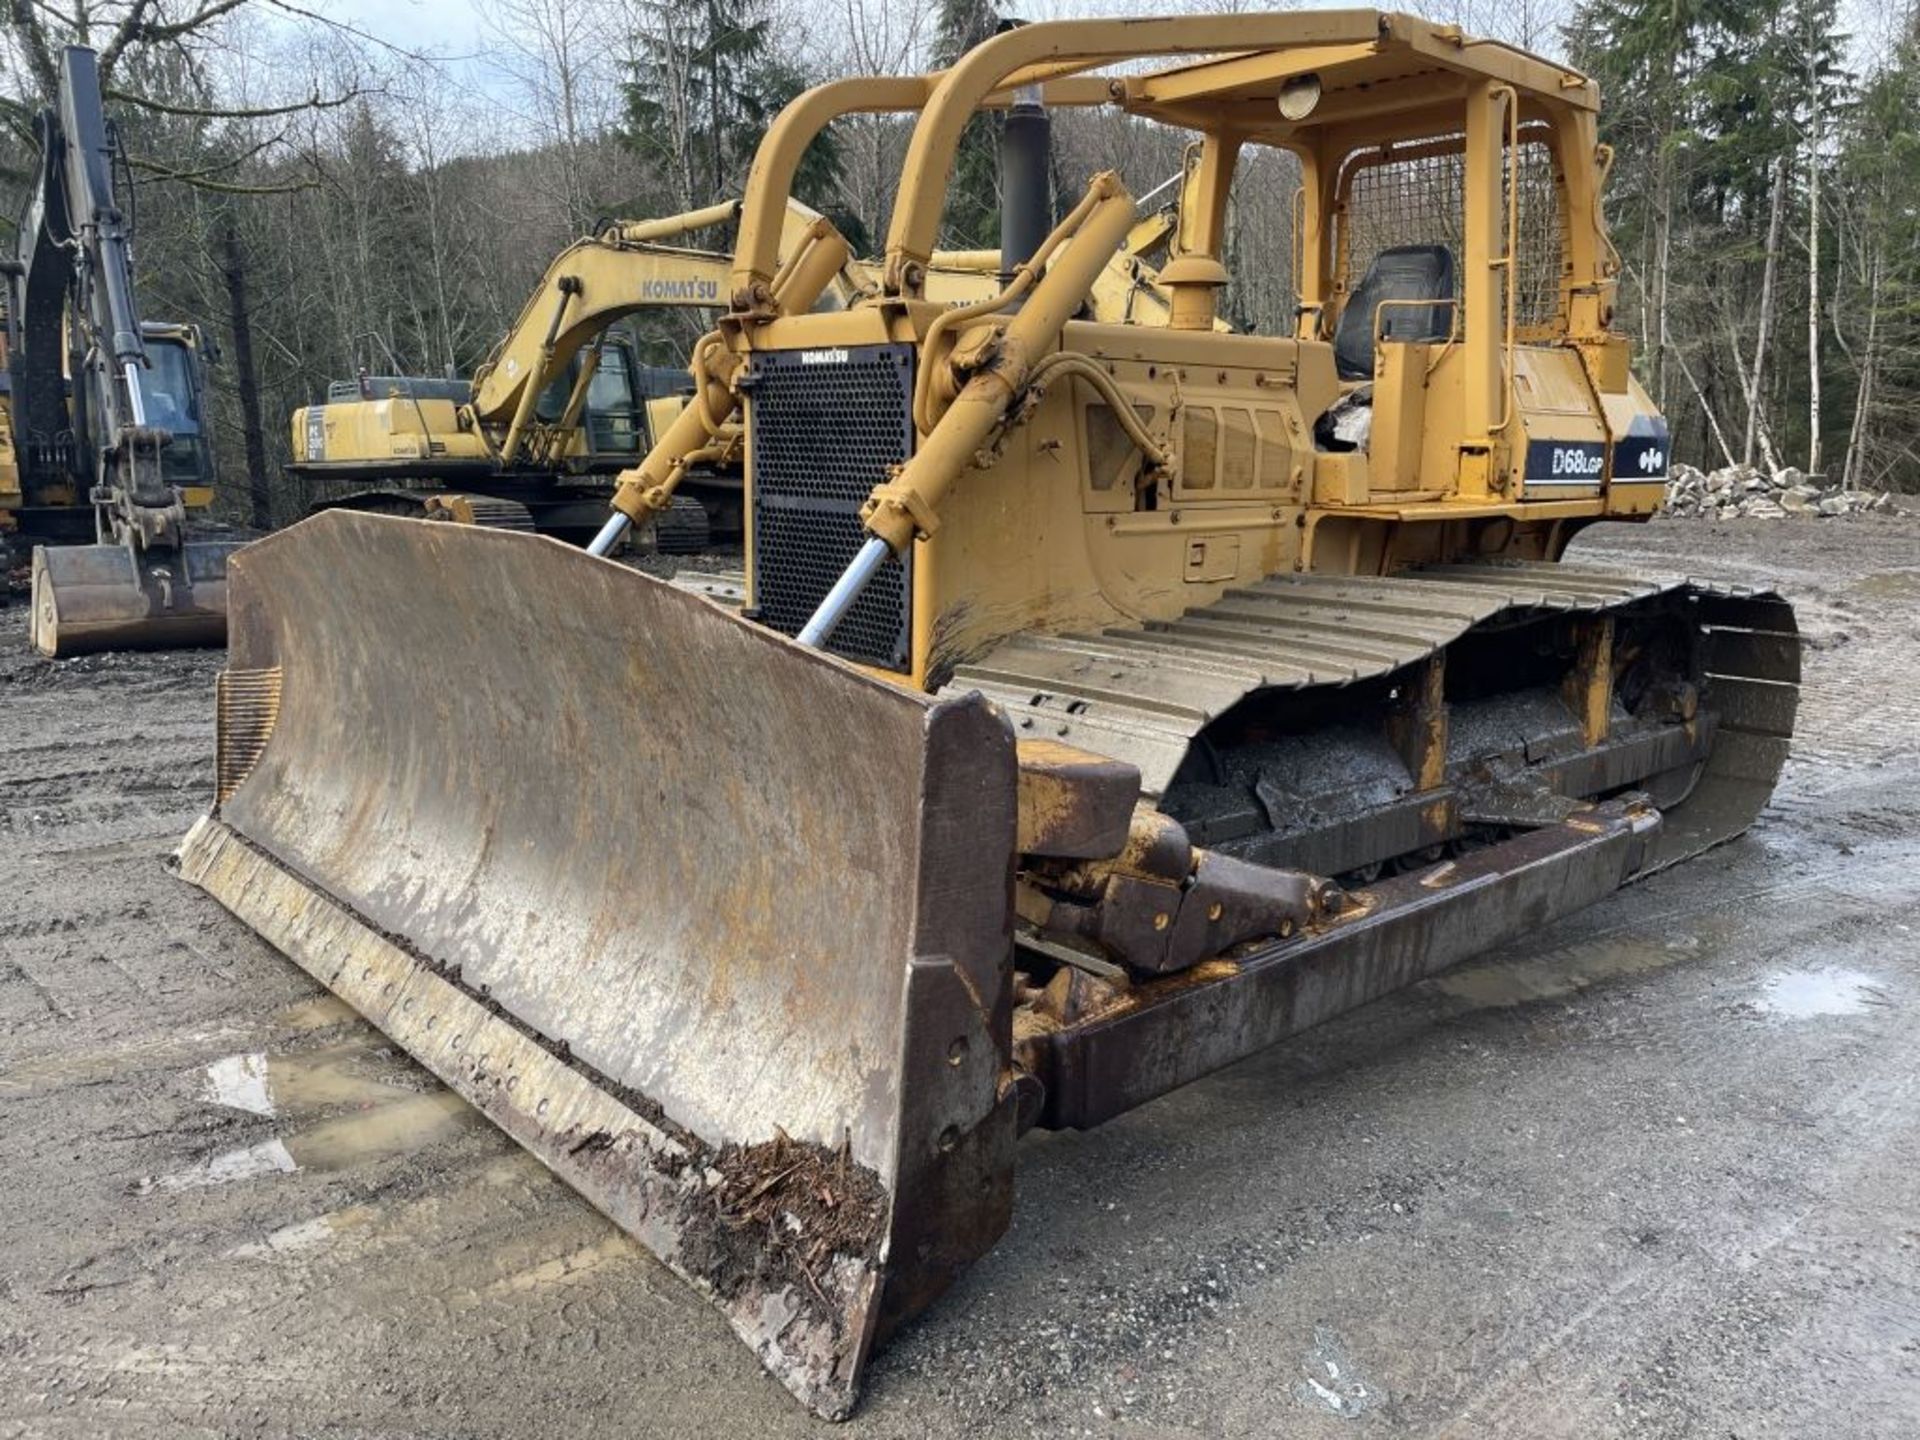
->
[587,511,632,557]
[797,535,891,648]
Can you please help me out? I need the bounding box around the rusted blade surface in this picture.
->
[182,512,1020,1417]
[30,539,234,656]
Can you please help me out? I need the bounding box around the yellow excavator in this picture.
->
[286,200,827,548]
[9,47,236,656]
[180,12,1799,1419]
[289,198,1197,548]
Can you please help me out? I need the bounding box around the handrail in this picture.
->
[1488,83,1519,435]
[732,77,936,308]
[880,12,1387,293]
[1368,295,1461,379]
[1290,183,1308,336]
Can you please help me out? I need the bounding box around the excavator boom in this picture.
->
[12,47,234,655]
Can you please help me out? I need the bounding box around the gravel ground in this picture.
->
[2,516,1917,1439]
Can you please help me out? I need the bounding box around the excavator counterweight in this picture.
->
[183,11,1800,1418]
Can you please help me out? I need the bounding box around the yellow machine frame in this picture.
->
[605,10,1668,689]
[184,16,1800,1420]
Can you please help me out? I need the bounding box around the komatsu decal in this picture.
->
[639,277,722,302]
[1524,439,1607,486]
[798,348,851,365]
[1610,415,1672,481]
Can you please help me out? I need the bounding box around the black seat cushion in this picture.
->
[1333,245,1456,381]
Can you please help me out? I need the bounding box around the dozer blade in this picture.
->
[175,510,1021,1419]
[30,539,237,656]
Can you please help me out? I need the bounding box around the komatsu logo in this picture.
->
[1550,446,1605,477]
[798,348,851,365]
[640,277,721,302]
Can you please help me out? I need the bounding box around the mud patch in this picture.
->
[680,1132,888,1325]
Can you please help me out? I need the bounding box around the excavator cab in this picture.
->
[579,342,645,457]
[135,323,217,495]
[531,334,645,462]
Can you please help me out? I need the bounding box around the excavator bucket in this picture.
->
[176,511,1022,1419]
[30,538,236,656]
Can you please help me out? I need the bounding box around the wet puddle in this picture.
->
[144,1041,478,1196]
[1292,1325,1385,1418]
[203,1053,273,1115]
[228,1204,376,1259]
[136,1137,298,1193]
[273,994,358,1032]
[201,1038,416,1118]
[1431,934,1699,1008]
[1854,570,1920,603]
[285,1090,475,1170]
[140,1091,477,1194]
[1755,966,1889,1019]
[485,1234,640,1296]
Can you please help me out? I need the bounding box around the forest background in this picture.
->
[4,0,1915,522]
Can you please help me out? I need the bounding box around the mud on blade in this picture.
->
[177,511,1022,1418]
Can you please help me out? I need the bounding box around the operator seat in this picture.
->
[1333,245,1456,381]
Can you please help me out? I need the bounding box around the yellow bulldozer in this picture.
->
[179,11,1800,1419]
[288,197,1199,549]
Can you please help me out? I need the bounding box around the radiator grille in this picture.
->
[747,344,914,671]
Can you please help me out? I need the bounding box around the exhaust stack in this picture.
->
[998,82,1051,290]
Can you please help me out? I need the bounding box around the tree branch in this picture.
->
[258,0,445,64]
[115,0,247,49]
[127,128,321,193]
[97,0,155,74]
[6,0,61,95]
[105,83,369,119]
[125,157,319,194]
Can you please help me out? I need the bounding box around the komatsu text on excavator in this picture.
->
[9,47,236,656]
[179,12,1800,1419]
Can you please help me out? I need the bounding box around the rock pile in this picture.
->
[1662,463,1899,519]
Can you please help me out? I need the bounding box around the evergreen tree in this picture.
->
[933,0,1003,250]
[623,0,840,215]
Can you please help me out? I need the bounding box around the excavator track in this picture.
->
[949,560,1799,883]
